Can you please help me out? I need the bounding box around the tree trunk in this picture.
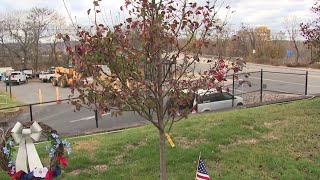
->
[159,128,167,180]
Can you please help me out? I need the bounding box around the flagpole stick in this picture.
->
[195,152,202,180]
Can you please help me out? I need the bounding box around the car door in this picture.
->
[221,92,234,109]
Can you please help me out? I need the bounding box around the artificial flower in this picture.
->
[2,147,9,155]
[53,165,61,177]
[10,170,23,179]
[45,170,54,180]
[19,171,33,180]
[49,148,55,158]
[51,133,58,138]
[57,156,68,167]
[66,147,72,155]
[33,167,48,178]
[8,160,15,167]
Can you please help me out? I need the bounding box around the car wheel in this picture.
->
[51,78,58,86]
[236,103,243,107]
[60,79,68,88]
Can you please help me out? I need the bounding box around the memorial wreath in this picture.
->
[0,121,71,180]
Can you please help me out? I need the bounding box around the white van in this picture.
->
[174,89,244,114]
[193,89,244,113]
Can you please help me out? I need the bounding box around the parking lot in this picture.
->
[0,79,77,104]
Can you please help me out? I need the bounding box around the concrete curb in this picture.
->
[0,107,24,127]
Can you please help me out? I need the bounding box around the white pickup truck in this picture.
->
[4,71,27,85]
[39,71,55,82]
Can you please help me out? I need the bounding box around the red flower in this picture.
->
[45,170,54,180]
[10,170,23,179]
[57,156,68,167]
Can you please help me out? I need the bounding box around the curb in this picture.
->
[0,107,24,127]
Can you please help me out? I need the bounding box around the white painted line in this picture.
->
[250,77,320,88]
[70,113,111,123]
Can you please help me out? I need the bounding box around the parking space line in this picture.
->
[69,113,111,123]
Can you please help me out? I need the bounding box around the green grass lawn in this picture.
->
[0,92,22,109]
[1,98,320,179]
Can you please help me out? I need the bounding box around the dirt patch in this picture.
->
[261,132,281,140]
[112,142,146,165]
[235,138,258,145]
[176,137,205,149]
[74,139,99,152]
[68,164,108,176]
[264,120,288,128]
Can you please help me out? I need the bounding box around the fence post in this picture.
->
[29,104,33,122]
[232,74,235,107]
[9,76,12,99]
[95,110,99,128]
[305,71,309,95]
[260,69,263,103]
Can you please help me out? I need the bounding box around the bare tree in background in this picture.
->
[283,16,300,64]
[0,11,33,69]
[27,7,54,71]
[47,13,68,67]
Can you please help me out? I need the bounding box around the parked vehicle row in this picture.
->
[4,71,28,85]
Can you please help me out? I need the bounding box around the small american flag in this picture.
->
[196,159,211,180]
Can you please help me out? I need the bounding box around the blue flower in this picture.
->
[53,165,61,177]
[8,160,15,168]
[62,140,70,147]
[2,147,9,155]
[54,143,60,149]
[51,133,59,139]
[10,166,15,174]
[49,148,55,158]
[66,148,72,155]
[45,144,51,151]
[8,141,14,147]
[56,138,61,145]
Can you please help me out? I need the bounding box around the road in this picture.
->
[6,102,148,136]
[1,63,320,136]
[195,62,320,95]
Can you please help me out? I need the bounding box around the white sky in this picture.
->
[0,0,316,34]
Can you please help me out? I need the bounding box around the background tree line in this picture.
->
[0,7,71,71]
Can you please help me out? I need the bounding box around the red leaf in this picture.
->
[45,170,54,180]
[57,156,68,167]
[96,10,101,13]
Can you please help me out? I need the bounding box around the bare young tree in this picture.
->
[62,0,245,179]
[283,16,300,64]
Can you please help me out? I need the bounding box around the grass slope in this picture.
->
[0,92,22,109]
[1,98,320,179]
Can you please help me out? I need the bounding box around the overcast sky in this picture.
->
[0,0,316,34]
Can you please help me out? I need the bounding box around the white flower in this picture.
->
[33,167,48,178]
